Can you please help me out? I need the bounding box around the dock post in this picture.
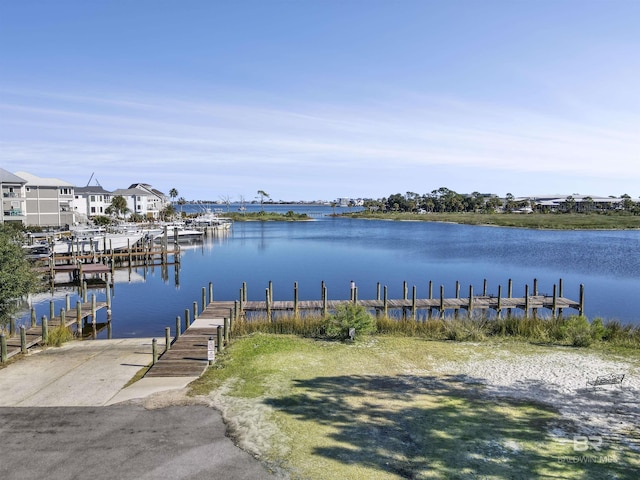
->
[202,287,206,312]
[428,281,433,299]
[468,285,473,316]
[49,301,55,325]
[497,285,502,319]
[483,279,488,296]
[217,325,223,352]
[239,288,244,315]
[524,284,530,317]
[558,278,564,317]
[175,316,181,340]
[293,282,299,317]
[165,327,171,352]
[31,307,36,328]
[353,286,358,305]
[83,282,88,302]
[9,318,15,337]
[266,288,272,322]
[532,278,538,319]
[383,286,388,317]
[234,300,239,322]
[76,300,82,335]
[439,285,445,319]
[91,294,97,325]
[242,282,247,303]
[152,338,157,365]
[268,281,273,306]
[60,308,66,328]
[106,284,112,317]
[42,316,48,343]
[185,308,191,328]
[579,284,585,316]
[376,282,381,301]
[552,284,557,317]
[1,333,6,363]
[209,282,214,303]
[193,301,198,320]
[412,286,417,321]
[66,294,71,311]
[322,285,328,317]
[321,280,325,300]
[20,325,27,354]
[224,317,230,344]
[507,279,513,316]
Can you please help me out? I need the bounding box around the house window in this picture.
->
[90,195,96,202]
[91,207,96,213]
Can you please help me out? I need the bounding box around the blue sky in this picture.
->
[1,1,639,202]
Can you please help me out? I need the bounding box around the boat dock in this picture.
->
[144,278,583,377]
[1,292,110,362]
[233,278,583,320]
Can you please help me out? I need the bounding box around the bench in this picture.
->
[586,373,625,390]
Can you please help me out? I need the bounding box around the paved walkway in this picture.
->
[0,339,277,479]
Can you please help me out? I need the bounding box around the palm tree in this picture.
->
[169,188,178,204]
[106,195,130,219]
[257,190,270,212]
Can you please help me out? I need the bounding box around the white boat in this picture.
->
[154,222,204,243]
[52,227,146,254]
[187,208,232,230]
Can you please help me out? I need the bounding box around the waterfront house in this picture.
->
[111,183,168,220]
[0,168,27,226]
[74,185,113,222]
[14,171,76,227]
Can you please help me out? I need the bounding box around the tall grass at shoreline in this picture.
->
[232,310,640,349]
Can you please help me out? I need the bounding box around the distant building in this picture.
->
[111,183,168,220]
[0,168,28,225]
[14,171,76,227]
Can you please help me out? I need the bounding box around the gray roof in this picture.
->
[111,187,150,197]
[0,168,27,184]
[75,186,112,195]
[14,171,74,187]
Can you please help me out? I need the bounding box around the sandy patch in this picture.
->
[431,348,640,451]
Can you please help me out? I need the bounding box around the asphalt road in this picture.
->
[0,339,277,480]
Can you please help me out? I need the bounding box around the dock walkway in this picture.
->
[1,299,109,362]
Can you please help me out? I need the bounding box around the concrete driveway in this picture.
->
[0,339,278,480]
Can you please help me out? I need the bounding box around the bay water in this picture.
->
[23,205,640,337]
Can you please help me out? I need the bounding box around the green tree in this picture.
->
[169,188,178,204]
[105,195,130,219]
[0,227,39,330]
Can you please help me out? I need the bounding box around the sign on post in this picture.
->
[207,336,215,364]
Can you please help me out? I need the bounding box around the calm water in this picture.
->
[23,206,640,337]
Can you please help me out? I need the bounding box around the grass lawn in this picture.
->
[344,212,640,230]
[190,335,639,479]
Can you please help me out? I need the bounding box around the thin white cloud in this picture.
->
[1,87,639,199]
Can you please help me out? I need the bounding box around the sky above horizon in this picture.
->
[1,1,639,202]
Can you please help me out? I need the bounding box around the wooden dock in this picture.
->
[1,296,110,362]
[145,300,234,377]
[144,278,584,378]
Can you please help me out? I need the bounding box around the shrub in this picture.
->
[46,324,74,347]
[324,304,376,340]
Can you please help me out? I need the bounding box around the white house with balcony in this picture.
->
[0,168,28,225]
[110,183,167,220]
[73,185,113,222]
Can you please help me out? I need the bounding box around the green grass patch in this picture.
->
[45,324,74,347]
[191,336,638,479]
[344,211,640,230]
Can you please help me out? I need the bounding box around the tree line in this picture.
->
[364,188,640,214]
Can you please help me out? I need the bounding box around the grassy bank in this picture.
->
[190,334,639,479]
[342,211,640,229]
[219,211,311,221]
[231,312,640,350]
